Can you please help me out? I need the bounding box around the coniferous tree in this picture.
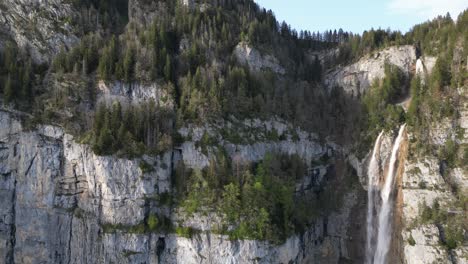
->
[94,103,107,136]
[4,74,14,104]
[164,54,172,82]
[123,45,135,82]
[20,59,32,100]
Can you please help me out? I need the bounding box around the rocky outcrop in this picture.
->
[324,45,416,96]
[402,225,452,264]
[415,56,437,84]
[0,0,79,63]
[458,86,468,145]
[0,109,171,263]
[162,191,362,264]
[97,81,174,108]
[401,157,453,221]
[424,85,467,146]
[177,118,331,170]
[396,84,468,264]
[234,42,286,75]
[400,155,467,264]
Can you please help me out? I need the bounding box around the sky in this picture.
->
[254,0,467,34]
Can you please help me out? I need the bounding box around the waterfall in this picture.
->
[365,131,384,264]
[373,124,406,264]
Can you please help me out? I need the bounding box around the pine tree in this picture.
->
[98,50,110,80]
[4,74,14,103]
[123,45,135,83]
[94,104,107,135]
[313,55,322,82]
[164,54,172,82]
[110,101,122,133]
[97,108,115,154]
[20,59,32,100]
[221,183,241,222]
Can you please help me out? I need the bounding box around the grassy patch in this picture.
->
[175,226,199,238]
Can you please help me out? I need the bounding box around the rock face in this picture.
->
[402,225,452,264]
[0,110,366,263]
[400,155,468,264]
[234,42,286,75]
[177,118,331,170]
[162,192,362,264]
[0,110,172,263]
[0,0,78,63]
[397,85,468,264]
[324,45,416,96]
[97,81,174,108]
[359,125,467,264]
[415,56,437,84]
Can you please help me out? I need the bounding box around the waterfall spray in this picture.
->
[373,124,406,264]
[365,131,384,264]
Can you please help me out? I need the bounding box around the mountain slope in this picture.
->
[0,0,466,263]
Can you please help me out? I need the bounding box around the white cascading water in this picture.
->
[365,131,384,264]
[373,124,406,264]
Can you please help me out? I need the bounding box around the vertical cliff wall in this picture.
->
[0,109,367,263]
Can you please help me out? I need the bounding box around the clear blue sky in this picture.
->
[254,0,467,34]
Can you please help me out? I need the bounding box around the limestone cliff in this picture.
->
[324,45,416,97]
[398,86,468,264]
[234,42,286,75]
[0,109,366,263]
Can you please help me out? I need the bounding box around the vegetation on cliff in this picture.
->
[0,0,466,244]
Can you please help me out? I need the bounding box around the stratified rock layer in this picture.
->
[0,110,366,264]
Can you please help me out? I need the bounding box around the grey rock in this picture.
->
[0,110,365,263]
[0,0,79,63]
[234,42,286,75]
[325,45,416,96]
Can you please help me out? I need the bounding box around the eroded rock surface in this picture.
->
[0,0,78,63]
[0,110,365,263]
[234,42,286,75]
[324,45,416,96]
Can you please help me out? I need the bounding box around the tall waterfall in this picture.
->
[366,124,406,264]
[365,131,384,264]
[373,124,406,263]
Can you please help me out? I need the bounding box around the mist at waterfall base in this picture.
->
[365,125,406,264]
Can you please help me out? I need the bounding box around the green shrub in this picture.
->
[265,129,279,141]
[139,160,154,174]
[418,181,427,189]
[147,214,159,231]
[175,226,197,238]
[444,223,464,250]
[197,132,218,155]
[408,234,416,246]
[220,128,244,144]
[439,139,458,168]
[128,223,146,234]
[158,192,173,206]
